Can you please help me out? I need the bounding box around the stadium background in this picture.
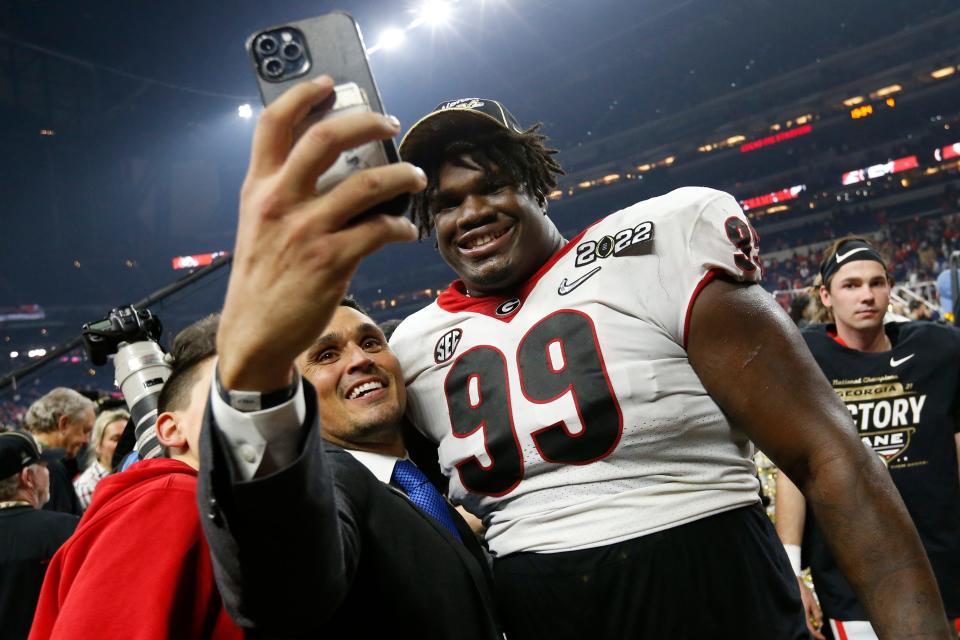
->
[1,0,958,418]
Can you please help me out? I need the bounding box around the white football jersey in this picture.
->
[391,187,765,556]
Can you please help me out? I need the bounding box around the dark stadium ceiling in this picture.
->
[0,0,958,336]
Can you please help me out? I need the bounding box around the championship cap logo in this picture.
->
[439,98,485,111]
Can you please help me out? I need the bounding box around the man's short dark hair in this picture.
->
[157,315,219,414]
[340,295,367,315]
[410,126,564,239]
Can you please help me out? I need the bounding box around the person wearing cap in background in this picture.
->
[23,388,96,516]
[388,99,953,637]
[776,235,960,640]
[0,432,79,640]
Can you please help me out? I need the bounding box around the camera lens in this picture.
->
[281,41,303,61]
[262,57,284,79]
[256,34,279,56]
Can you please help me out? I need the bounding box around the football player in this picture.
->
[390,99,952,638]
[777,236,960,640]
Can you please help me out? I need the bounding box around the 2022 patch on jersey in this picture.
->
[391,187,766,556]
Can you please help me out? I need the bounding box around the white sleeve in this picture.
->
[642,188,763,347]
[209,372,308,481]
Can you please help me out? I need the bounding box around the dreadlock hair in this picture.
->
[409,123,565,239]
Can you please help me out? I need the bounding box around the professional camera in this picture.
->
[82,306,170,460]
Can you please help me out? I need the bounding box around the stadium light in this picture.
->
[377,28,406,50]
[238,104,253,119]
[870,84,902,99]
[9,351,18,358]
[930,66,956,80]
[419,0,452,26]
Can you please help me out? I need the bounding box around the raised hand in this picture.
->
[218,76,425,391]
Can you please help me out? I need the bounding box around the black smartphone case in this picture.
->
[246,12,408,215]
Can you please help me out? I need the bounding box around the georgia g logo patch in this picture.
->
[495,298,522,316]
[434,328,463,364]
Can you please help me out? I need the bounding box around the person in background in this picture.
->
[30,316,241,640]
[23,389,94,516]
[0,432,79,640]
[937,267,956,323]
[907,299,935,321]
[72,409,129,510]
[777,236,960,640]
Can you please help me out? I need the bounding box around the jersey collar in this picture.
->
[436,223,596,321]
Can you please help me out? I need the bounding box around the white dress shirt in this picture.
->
[210,370,407,481]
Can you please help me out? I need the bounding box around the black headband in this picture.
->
[820,239,887,285]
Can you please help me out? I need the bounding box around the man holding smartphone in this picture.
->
[198,77,503,639]
[387,98,953,638]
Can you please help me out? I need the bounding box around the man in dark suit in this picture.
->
[197,76,502,638]
[0,432,78,640]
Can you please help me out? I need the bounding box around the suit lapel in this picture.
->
[384,482,492,583]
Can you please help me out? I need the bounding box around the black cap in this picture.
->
[399,98,526,169]
[0,432,64,478]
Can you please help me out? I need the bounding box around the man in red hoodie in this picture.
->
[30,316,241,640]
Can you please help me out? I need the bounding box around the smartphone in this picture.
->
[246,12,409,216]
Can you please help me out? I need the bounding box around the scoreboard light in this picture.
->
[740,184,806,211]
[0,304,45,322]
[850,97,897,120]
[171,251,229,270]
[739,124,813,153]
[934,143,960,161]
[841,155,918,185]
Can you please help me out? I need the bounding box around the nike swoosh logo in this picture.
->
[836,247,870,263]
[558,266,601,296]
[890,354,914,367]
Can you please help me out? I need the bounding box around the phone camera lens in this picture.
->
[262,57,284,79]
[281,41,303,61]
[256,34,279,56]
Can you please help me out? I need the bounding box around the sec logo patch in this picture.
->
[434,328,463,364]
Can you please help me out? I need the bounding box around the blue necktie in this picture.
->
[391,459,463,542]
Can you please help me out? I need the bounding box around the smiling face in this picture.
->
[430,153,562,296]
[296,306,406,455]
[820,260,891,333]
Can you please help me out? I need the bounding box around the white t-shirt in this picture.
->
[391,187,765,556]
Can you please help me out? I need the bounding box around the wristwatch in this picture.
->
[214,366,299,413]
